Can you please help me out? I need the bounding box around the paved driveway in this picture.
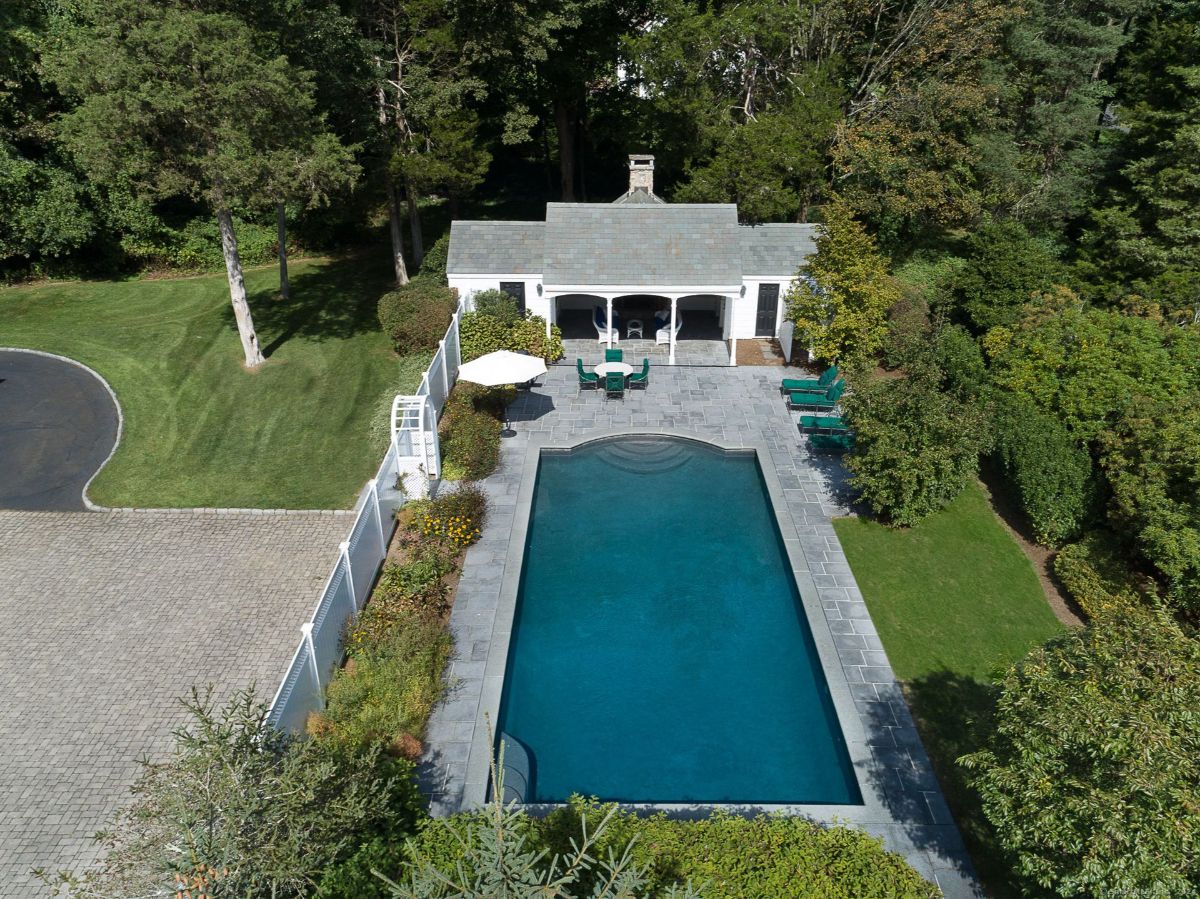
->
[0,351,120,511]
[0,509,349,896]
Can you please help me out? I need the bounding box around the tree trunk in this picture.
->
[276,202,290,300]
[405,178,424,267]
[554,97,577,201]
[385,179,410,287]
[216,206,265,368]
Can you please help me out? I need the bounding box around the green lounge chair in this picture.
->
[789,379,845,411]
[605,371,625,399]
[810,432,855,452]
[605,348,623,363]
[799,415,847,433]
[628,358,650,389]
[781,365,838,395]
[576,358,600,391]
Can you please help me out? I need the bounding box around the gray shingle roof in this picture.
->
[739,224,819,276]
[542,203,742,288]
[612,188,666,205]
[446,207,820,284]
[446,220,545,275]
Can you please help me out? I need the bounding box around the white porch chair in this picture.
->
[655,310,683,346]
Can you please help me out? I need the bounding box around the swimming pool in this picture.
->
[496,436,861,805]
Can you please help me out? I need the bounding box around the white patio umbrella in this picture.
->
[457,350,547,387]
[457,350,547,436]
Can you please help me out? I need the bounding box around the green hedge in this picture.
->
[991,391,1094,545]
[401,801,938,898]
[377,280,457,354]
[460,309,565,363]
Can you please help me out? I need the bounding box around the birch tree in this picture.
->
[47,0,332,367]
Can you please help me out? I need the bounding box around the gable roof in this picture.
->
[446,220,545,275]
[542,203,742,288]
[739,223,819,277]
[445,205,821,286]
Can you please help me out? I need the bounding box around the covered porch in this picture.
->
[547,291,740,366]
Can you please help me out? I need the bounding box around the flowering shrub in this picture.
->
[406,486,487,549]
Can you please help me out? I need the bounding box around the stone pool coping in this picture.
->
[421,367,981,897]
[463,427,891,825]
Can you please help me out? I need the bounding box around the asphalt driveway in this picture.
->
[0,350,120,510]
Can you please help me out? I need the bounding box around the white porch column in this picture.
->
[669,296,678,365]
[606,296,614,348]
[545,295,553,338]
[728,294,738,366]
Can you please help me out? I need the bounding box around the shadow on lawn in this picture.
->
[222,252,393,357]
[905,670,1036,899]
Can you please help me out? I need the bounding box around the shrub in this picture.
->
[395,796,936,898]
[459,309,510,362]
[843,370,991,527]
[460,307,565,363]
[316,610,452,753]
[441,407,500,480]
[991,392,1094,545]
[881,291,931,371]
[378,281,457,354]
[960,605,1200,898]
[417,233,450,284]
[952,220,1064,333]
[508,315,564,362]
[933,324,987,399]
[473,288,523,325]
[405,485,488,549]
[49,688,423,899]
[1053,530,1153,619]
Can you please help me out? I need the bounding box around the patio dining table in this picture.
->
[594,362,634,378]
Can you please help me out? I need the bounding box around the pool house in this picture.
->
[446,155,819,365]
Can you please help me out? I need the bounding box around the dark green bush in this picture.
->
[881,291,932,370]
[843,369,991,527]
[991,391,1094,545]
[459,309,511,361]
[953,220,1065,333]
[377,281,457,354]
[473,288,523,325]
[933,324,987,398]
[508,315,564,362]
[417,233,450,284]
[460,308,565,363]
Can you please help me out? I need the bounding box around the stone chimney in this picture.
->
[628,154,655,193]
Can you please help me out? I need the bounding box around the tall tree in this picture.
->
[364,0,487,273]
[0,3,96,270]
[785,198,900,365]
[48,0,339,367]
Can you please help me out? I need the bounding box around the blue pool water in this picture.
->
[497,437,861,805]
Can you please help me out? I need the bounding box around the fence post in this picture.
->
[301,623,324,708]
[340,540,357,613]
[439,340,450,398]
[368,477,386,554]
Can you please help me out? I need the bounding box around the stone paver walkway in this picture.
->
[421,364,982,897]
[0,509,348,896]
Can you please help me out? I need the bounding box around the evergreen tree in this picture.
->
[47,0,347,367]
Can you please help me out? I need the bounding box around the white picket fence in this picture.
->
[267,291,472,733]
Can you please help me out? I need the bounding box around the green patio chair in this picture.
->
[809,432,855,452]
[576,358,600,391]
[605,347,623,363]
[789,378,845,411]
[605,371,625,399]
[799,415,847,433]
[628,358,650,389]
[780,365,838,395]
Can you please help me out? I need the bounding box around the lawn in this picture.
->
[834,481,1063,897]
[0,254,426,508]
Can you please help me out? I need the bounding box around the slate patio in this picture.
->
[420,361,983,898]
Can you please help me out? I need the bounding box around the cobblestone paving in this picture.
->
[0,509,348,896]
[422,363,982,897]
